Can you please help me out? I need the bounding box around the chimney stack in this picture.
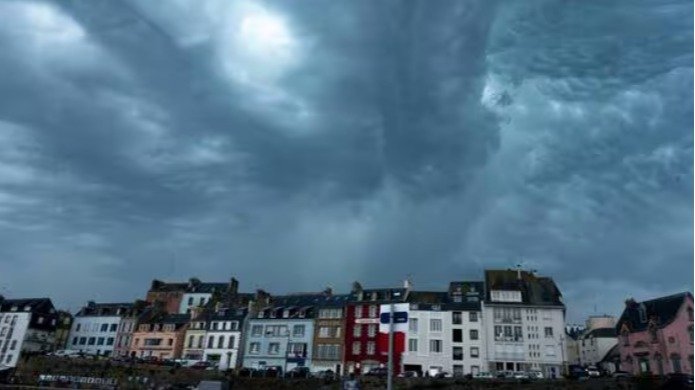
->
[229,278,239,295]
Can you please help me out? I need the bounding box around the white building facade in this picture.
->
[483,270,566,378]
[0,298,58,368]
[67,302,132,357]
[202,308,245,370]
[578,328,617,366]
[401,283,486,377]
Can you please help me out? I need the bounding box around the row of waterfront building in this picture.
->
[0,269,692,378]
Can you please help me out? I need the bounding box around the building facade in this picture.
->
[182,308,209,361]
[311,292,350,375]
[402,282,485,377]
[343,283,409,375]
[53,311,73,351]
[67,302,132,357]
[0,298,58,368]
[202,307,246,370]
[130,312,190,360]
[482,270,566,378]
[242,295,317,374]
[113,301,147,358]
[617,292,693,376]
[576,315,617,367]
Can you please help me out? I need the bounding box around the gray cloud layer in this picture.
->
[0,0,691,322]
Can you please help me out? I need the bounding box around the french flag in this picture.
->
[377,303,409,371]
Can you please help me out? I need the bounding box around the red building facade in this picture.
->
[343,283,409,375]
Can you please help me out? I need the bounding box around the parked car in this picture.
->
[586,366,600,378]
[365,367,388,377]
[661,373,694,390]
[262,366,283,378]
[528,371,544,379]
[46,350,82,358]
[496,371,514,379]
[314,369,336,380]
[190,361,213,370]
[513,371,529,379]
[474,372,494,379]
[285,366,311,378]
[140,356,160,365]
[397,370,419,378]
[612,370,631,378]
[237,367,259,377]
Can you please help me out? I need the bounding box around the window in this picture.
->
[672,354,682,373]
[268,343,280,354]
[544,327,553,338]
[409,318,418,332]
[469,312,478,322]
[79,337,87,345]
[199,297,205,306]
[408,339,418,352]
[5,355,12,363]
[228,336,235,349]
[212,322,218,331]
[133,338,139,346]
[231,321,239,330]
[97,337,105,346]
[353,325,362,337]
[188,297,194,305]
[249,342,260,354]
[354,305,362,319]
[452,312,462,325]
[367,341,375,355]
[430,319,442,332]
[452,346,463,360]
[369,305,378,318]
[188,336,194,348]
[452,329,462,343]
[197,335,204,348]
[207,336,214,348]
[37,316,44,324]
[252,325,263,336]
[470,329,479,340]
[109,324,118,332]
[100,324,108,332]
[319,327,330,338]
[429,340,442,353]
[453,365,464,376]
[544,345,555,357]
[513,326,523,341]
[293,325,305,337]
[9,340,17,350]
[72,337,78,345]
[76,323,81,332]
[368,324,377,337]
[470,347,479,357]
[352,341,360,355]
[88,337,96,345]
[217,336,225,348]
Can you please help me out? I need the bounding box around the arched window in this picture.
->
[218,335,225,349]
[670,353,682,373]
[207,336,214,348]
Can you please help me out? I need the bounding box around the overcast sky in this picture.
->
[0,0,691,323]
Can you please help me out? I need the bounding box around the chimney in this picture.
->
[403,277,412,290]
[516,264,522,280]
[150,279,164,291]
[323,286,333,296]
[228,278,239,295]
[351,282,363,294]
[625,298,637,308]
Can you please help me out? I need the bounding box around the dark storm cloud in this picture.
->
[0,0,691,321]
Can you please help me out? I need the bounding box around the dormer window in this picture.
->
[10,306,17,312]
[23,305,31,312]
[283,310,290,318]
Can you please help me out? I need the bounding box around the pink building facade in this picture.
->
[617,292,693,376]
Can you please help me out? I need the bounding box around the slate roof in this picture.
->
[208,307,248,321]
[484,270,564,307]
[76,302,134,317]
[616,292,692,332]
[406,289,482,311]
[139,312,191,326]
[0,298,55,314]
[350,287,409,303]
